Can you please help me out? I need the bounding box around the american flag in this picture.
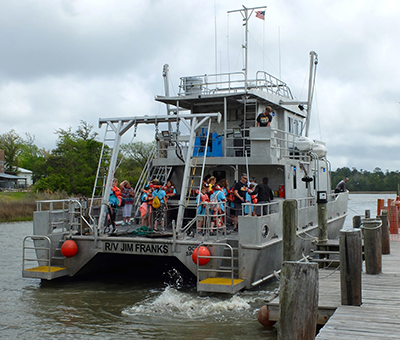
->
[255,11,265,20]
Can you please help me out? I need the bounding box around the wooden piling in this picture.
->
[339,229,362,306]
[352,215,361,229]
[362,219,382,274]
[278,261,319,340]
[318,201,327,243]
[378,210,390,255]
[282,199,297,262]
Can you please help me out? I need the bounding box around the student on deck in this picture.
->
[152,180,168,231]
[206,176,216,194]
[111,178,122,205]
[210,184,227,233]
[163,180,177,198]
[107,178,122,233]
[120,180,134,225]
[233,173,249,231]
[140,185,152,228]
[196,187,209,234]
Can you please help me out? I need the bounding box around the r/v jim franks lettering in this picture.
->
[104,242,169,254]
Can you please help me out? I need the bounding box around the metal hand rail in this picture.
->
[23,235,52,272]
[195,242,236,287]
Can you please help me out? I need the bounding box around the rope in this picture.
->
[296,230,318,242]
[319,264,340,279]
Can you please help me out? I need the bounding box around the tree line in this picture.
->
[331,167,400,192]
[1,123,398,195]
[0,122,152,196]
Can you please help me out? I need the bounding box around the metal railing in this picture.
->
[195,242,236,287]
[35,198,96,235]
[23,235,52,272]
[191,201,227,240]
[178,71,293,99]
[241,201,280,216]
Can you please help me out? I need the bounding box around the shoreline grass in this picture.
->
[0,191,69,223]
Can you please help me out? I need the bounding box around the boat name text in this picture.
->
[104,242,169,254]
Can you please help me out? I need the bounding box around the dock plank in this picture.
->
[316,239,400,339]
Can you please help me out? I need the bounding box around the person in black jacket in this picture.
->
[251,177,274,216]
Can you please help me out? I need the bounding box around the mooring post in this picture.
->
[353,215,361,229]
[362,219,382,274]
[339,229,362,306]
[317,191,328,243]
[282,199,297,262]
[378,210,390,255]
[278,261,319,340]
[365,209,370,219]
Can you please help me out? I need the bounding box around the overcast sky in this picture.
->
[1,0,399,172]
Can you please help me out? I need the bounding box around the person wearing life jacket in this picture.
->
[206,176,216,194]
[120,180,135,225]
[107,178,122,233]
[140,185,153,228]
[163,180,177,198]
[111,178,122,205]
[196,187,209,234]
[244,183,257,216]
[226,182,236,227]
[210,184,227,233]
[152,179,168,231]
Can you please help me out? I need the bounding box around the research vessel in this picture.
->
[23,6,348,294]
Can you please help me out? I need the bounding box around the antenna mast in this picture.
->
[228,5,267,93]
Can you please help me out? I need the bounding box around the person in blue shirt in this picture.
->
[196,187,209,234]
[140,185,152,228]
[152,179,168,231]
[106,178,121,233]
[210,184,227,233]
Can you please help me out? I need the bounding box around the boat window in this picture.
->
[298,121,304,136]
[288,117,293,133]
[294,120,298,135]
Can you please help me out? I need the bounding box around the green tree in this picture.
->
[0,129,23,172]
[18,133,50,184]
[117,141,154,185]
[34,121,101,196]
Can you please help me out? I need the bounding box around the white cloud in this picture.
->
[0,0,399,171]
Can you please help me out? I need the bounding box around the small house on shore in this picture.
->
[0,150,31,189]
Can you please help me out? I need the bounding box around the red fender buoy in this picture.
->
[192,246,210,266]
[61,240,78,258]
[258,305,276,327]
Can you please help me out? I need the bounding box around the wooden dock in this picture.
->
[316,236,400,339]
[265,235,400,339]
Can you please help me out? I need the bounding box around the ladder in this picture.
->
[131,143,173,221]
[242,98,257,157]
[22,236,70,280]
[178,123,211,230]
[89,123,119,216]
[196,241,246,294]
[149,165,173,185]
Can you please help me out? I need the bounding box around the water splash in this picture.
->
[163,268,184,289]
[122,286,262,322]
